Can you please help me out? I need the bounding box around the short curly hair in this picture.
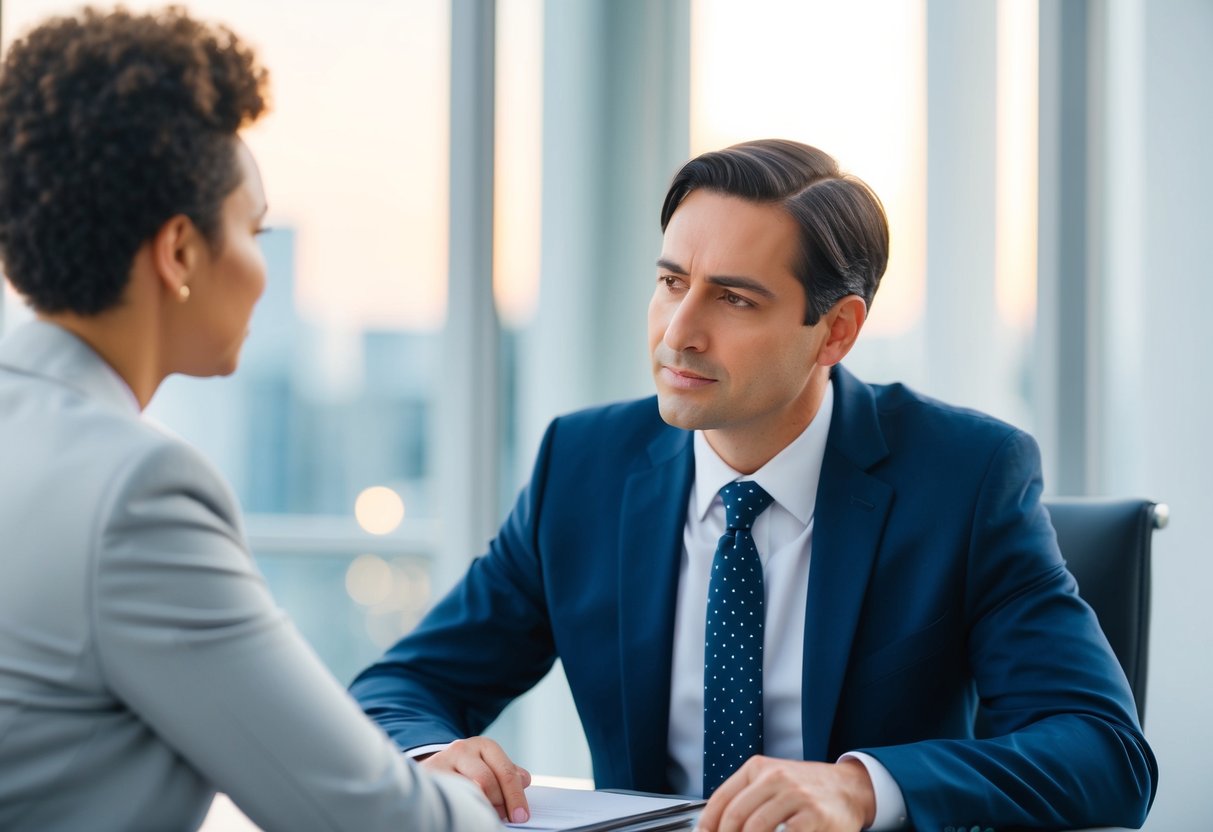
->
[0,6,269,314]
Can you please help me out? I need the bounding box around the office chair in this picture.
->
[1044,498,1168,726]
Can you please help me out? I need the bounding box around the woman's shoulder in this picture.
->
[101,418,242,532]
[5,370,243,546]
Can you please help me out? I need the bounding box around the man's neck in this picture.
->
[702,368,832,474]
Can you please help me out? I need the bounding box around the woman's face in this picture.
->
[175,140,268,377]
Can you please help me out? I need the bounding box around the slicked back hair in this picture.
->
[660,139,889,326]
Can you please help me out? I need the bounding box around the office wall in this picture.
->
[1111,1,1213,827]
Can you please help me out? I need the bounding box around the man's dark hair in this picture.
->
[0,6,269,315]
[660,139,889,325]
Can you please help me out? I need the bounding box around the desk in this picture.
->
[199,794,259,832]
[197,774,596,831]
[197,780,1131,832]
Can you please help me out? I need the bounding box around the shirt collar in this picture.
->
[692,380,834,526]
[96,351,141,412]
[0,319,141,415]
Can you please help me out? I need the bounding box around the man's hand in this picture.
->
[418,737,533,823]
[694,756,876,832]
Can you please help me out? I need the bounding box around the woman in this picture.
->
[0,8,498,831]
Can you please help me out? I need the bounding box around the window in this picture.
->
[691,0,1039,432]
[1,0,454,684]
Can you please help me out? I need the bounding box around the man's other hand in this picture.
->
[695,756,876,832]
[418,736,533,823]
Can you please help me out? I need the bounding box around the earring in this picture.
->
[178,285,191,302]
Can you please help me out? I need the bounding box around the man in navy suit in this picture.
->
[352,140,1157,831]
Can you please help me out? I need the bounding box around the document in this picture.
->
[505,786,704,832]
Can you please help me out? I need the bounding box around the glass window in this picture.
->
[690,0,1039,432]
[1,0,452,683]
[692,0,928,346]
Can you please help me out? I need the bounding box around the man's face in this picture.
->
[648,190,832,461]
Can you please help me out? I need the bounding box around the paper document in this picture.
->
[505,785,703,832]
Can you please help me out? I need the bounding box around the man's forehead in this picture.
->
[659,191,800,279]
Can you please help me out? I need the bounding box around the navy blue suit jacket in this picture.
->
[352,366,1157,830]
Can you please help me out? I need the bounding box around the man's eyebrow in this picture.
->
[656,258,778,300]
[707,275,776,300]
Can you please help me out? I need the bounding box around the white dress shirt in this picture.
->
[664,384,906,830]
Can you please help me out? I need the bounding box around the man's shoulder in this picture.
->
[833,366,1031,470]
[539,396,685,472]
[841,368,1022,442]
[550,395,670,439]
[876,382,1018,435]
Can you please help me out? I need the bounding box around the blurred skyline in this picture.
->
[3,0,453,330]
[1,0,1035,339]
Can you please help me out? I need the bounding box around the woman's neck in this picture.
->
[40,292,167,410]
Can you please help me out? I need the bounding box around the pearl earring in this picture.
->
[178,285,191,302]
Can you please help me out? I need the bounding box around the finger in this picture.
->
[697,758,761,832]
[736,791,800,832]
[454,756,509,818]
[717,763,796,832]
[481,738,532,823]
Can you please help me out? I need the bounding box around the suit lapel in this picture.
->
[617,425,694,791]
[801,367,892,761]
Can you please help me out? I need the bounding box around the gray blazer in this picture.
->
[0,321,498,832]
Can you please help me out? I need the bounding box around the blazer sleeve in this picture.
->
[859,429,1158,830]
[90,439,499,832]
[349,418,563,750]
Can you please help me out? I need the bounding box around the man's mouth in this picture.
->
[660,366,716,389]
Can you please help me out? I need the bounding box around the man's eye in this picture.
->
[724,292,751,307]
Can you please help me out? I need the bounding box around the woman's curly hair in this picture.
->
[0,6,269,314]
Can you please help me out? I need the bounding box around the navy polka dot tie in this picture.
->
[703,480,774,797]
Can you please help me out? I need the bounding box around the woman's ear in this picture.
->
[149,215,203,300]
[816,295,868,367]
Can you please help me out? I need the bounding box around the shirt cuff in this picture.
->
[405,742,452,759]
[838,751,908,830]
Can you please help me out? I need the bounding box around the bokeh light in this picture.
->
[344,554,394,606]
[354,486,405,535]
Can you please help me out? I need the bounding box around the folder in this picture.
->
[505,785,705,832]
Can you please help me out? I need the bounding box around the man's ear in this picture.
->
[149,215,203,298]
[816,295,868,367]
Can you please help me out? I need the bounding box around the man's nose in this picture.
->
[663,293,708,353]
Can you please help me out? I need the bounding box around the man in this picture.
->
[352,140,1157,831]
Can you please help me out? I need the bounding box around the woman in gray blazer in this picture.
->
[0,8,500,831]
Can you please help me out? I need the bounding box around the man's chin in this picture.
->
[656,394,712,431]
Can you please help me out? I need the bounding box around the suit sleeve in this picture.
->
[859,430,1158,830]
[349,418,562,750]
[90,440,500,832]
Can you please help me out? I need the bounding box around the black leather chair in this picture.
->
[1044,498,1168,726]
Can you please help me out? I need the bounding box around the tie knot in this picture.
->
[718,481,773,531]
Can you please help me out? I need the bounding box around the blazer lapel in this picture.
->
[801,366,892,761]
[617,424,694,791]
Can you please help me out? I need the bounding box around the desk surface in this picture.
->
[196,781,1131,832]
[197,775,597,831]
